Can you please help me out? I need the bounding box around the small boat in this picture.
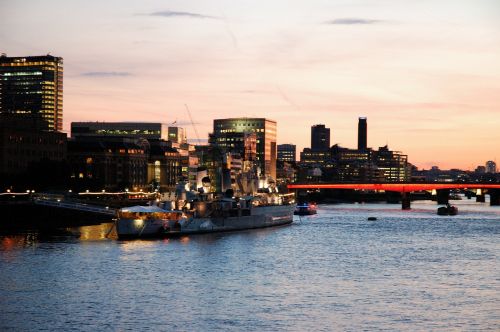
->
[449,193,462,200]
[294,202,317,216]
[437,204,458,216]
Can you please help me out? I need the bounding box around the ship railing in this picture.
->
[33,198,117,216]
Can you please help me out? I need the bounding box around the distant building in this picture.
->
[475,165,486,174]
[71,122,169,140]
[358,117,367,150]
[373,145,409,182]
[67,137,147,191]
[277,144,296,162]
[211,118,277,180]
[147,140,182,191]
[0,54,64,131]
[413,167,472,183]
[331,145,378,182]
[167,126,187,145]
[311,124,330,151]
[297,118,410,183]
[300,148,332,165]
[486,161,497,174]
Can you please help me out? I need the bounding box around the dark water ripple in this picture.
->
[1,200,499,331]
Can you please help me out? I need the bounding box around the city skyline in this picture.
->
[2,0,499,169]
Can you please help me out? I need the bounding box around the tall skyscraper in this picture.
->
[311,124,330,151]
[211,118,277,179]
[0,54,63,131]
[358,117,367,150]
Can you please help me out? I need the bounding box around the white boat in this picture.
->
[116,196,295,238]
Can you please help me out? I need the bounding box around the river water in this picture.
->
[1,199,499,331]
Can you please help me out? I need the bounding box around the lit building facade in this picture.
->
[486,161,497,174]
[212,118,277,180]
[0,54,63,131]
[331,146,380,182]
[67,137,148,191]
[71,122,169,140]
[147,140,182,191]
[168,126,187,145]
[277,144,296,162]
[300,148,332,165]
[373,146,410,182]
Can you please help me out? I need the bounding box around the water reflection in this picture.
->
[75,222,115,241]
[0,199,499,330]
[1,232,42,250]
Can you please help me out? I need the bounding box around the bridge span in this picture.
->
[287,183,500,209]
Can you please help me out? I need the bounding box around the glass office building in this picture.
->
[0,55,63,131]
[212,118,277,180]
[277,144,296,162]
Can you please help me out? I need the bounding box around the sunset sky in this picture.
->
[2,0,499,169]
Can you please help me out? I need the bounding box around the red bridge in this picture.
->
[287,183,500,209]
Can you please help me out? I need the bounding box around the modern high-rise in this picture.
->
[277,144,296,162]
[358,117,367,150]
[168,126,187,144]
[0,54,63,131]
[311,124,330,151]
[211,118,277,179]
[486,161,497,174]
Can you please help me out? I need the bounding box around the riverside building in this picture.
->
[71,122,169,140]
[0,54,63,132]
[211,118,277,180]
[0,114,66,179]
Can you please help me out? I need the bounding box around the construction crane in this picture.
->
[184,104,200,143]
